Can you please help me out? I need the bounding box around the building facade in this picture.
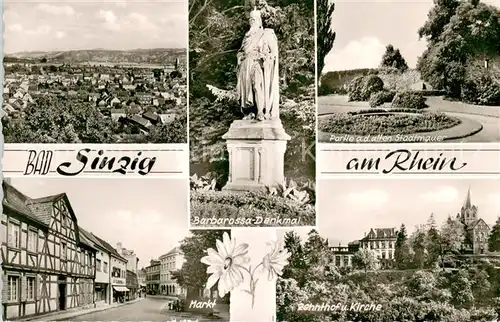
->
[90,234,129,303]
[457,188,491,254]
[146,259,160,294]
[110,253,128,302]
[330,241,360,268]
[116,242,139,274]
[137,268,147,295]
[126,270,139,300]
[159,247,185,297]
[359,227,397,268]
[80,228,111,306]
[1,181,96,321]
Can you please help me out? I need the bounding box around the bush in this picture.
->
[190,190,316,227]
[348,75,385,102]
[369,91,395,107]
[347,76,365,101]
[361,75,384,100]
[392,91,427,109]
[318,83,335,96]
[461,73,500,106]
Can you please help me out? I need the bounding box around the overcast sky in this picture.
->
[279,179,500,246]
[10,178,189,269]
[324,0,500,72]
[3,0,187,54]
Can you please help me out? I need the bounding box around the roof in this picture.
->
[27,194,64,225]
[159,246,182,259]
[362,228,397,240]
[78,226,99,250]
[2,181,45,226]
[142,111,160,121]
[91,233,128,262]
[127,115,150,128]
[470,218,490,230]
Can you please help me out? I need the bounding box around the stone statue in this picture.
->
[236,8,280,121]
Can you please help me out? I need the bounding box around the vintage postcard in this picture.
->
[1,177,231,321]
[317,0,500,144]
[2,0,187,144]
[277,178,500,321]
[188,0,316,228]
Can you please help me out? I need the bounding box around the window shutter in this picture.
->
[21,275,27,302]
[37,275,42,299]
[2,273,9,301]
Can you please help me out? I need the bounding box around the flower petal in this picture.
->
[216,239,228,260]
[218,272,229,297]
[222,232,233,257]
[202,248,224,265]
[207,265,222,274]
[233,243,249,257]
[206,272,221,290]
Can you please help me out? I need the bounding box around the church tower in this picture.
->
[459,187,478,226]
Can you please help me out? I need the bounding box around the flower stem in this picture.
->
[239,262,264,308]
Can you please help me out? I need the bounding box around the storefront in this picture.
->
[112,278,129,303]
[112,285,130,303]
[94,283,109,303]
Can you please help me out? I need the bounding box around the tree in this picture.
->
[317,0,336,79]
[148,115,187,143]
[426,214,442,268]
[352,248,378,274]
[394,224,412,269]
[172,229,230,300]
[282,231,308,285]
[417,0,500,97]
[3,94,114,143]
[409,227,427,269]
[303,229,330,267]
[380,45,408,71]
[488,216,500,252]
[440,216,465,254]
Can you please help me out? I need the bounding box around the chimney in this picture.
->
[116,242,122,254]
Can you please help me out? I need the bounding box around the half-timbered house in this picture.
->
[1,180,97,320]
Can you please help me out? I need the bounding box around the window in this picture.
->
[8,276,19,301]
[103,261,108,273]
[96,259,102,272]
[61,243,66,260]
[27,277,36,300]
[28,230,37,252]
[8,223,20,248]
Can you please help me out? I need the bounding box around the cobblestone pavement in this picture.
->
[72,297,227,321]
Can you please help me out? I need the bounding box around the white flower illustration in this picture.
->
[262,241,291,280]
[200,232,250,297]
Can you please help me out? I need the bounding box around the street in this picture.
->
[71,297,227,321]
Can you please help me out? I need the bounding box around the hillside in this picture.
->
[4,48,186,64]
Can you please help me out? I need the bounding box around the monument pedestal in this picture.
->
[222,119,291,192]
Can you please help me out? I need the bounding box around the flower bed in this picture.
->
[190,190,315,227]
[319,111,461,136]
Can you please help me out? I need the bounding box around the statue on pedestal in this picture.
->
[236,8,280,122]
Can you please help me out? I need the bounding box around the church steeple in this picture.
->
[460,186,478,226]
[464,186,472,208]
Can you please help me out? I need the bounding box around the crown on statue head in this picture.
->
[250,7,262,20]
